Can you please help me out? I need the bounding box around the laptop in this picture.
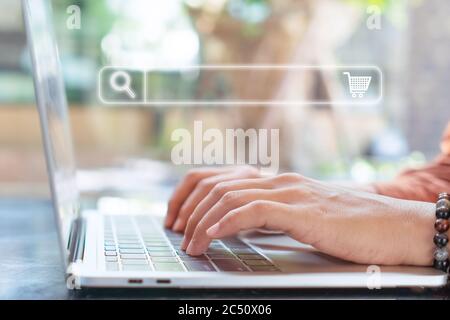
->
[22,0,447,289]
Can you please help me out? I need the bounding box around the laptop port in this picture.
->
[128,279,143,284]
[157,279,171,284]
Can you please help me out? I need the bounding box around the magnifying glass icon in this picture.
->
[109,70,136,99]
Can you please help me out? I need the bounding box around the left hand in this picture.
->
[179,172,435,266]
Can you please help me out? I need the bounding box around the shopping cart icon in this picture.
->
[343,72,372,98]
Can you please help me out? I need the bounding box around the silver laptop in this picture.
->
[23,0,447,289]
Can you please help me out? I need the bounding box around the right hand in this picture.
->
[165,166,262,232]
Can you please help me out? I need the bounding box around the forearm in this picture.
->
[371,123,450,202]
[372,155,450,202]
[332,181,379,194]
[310,191,437,266]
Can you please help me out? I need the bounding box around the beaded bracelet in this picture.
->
[433,192,450,272]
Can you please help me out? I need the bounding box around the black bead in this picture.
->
[436,206,450,219]
[435,219,450,232]
[433,259,449,272]
[434,233,449,248]
[439,192,450,200]
[436,198,450,209]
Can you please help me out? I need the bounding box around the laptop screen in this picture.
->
[22,0,79,266]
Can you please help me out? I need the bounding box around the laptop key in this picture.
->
[206,248,229,254]
[116,232,137,236]
[146,246,171,251]
[184,261,217,272]
[117,236,141,242]
[121,259,149,265]
[207,254,234,259]
[143,236,166,240]
[104,246,117,251]
[243,260,273,266]
[212,259,249,272]
[151,257,179,263]
[117,236,141,243]
[105,262,119,271]
[249,265,280,272]
[141,235,160,239]
[221,237,244,244]
[230,248,256,254]
[154,263,185,272]
[119,244,143,249]
[148,251,175,257]
[180,255,208,261]
[221,238,248,248]
[105,256,118,262]
[119,249,145,254]
[118,242,141,246]
[209,243,224,248]
[122,265,152,271]
[145,241,169,247]
[105,251,117,256]
[237,254,265,260]
[120,254,147,260]
[143,237,167,242]
[164,230,183,237]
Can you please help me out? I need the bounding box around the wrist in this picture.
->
[401,201,437,266]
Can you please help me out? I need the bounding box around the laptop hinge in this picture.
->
[68,217,86,263]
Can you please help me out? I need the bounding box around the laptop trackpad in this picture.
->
[241,231,376,273]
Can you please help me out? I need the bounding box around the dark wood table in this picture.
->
[1,198,448,300]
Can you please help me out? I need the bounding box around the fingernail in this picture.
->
[186,243,194,255]
[207,224,220,237]
[173,219,183,231]
[181,238,188,250]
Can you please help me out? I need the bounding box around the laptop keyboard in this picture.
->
[103,215,280,272]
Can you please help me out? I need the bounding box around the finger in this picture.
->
[207,200,294,240]
[172,167,260,232]
[182,182,284,250]
[168,170,297,228]
[165,167,233,228]
[186,191,292,255]
[182,175,304,249]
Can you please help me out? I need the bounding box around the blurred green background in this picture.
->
[0,0,448,197]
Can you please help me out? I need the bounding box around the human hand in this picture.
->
[165,166,262,232]
[169,169,435,266]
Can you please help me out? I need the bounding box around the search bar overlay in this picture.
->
[98,65,382,106]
